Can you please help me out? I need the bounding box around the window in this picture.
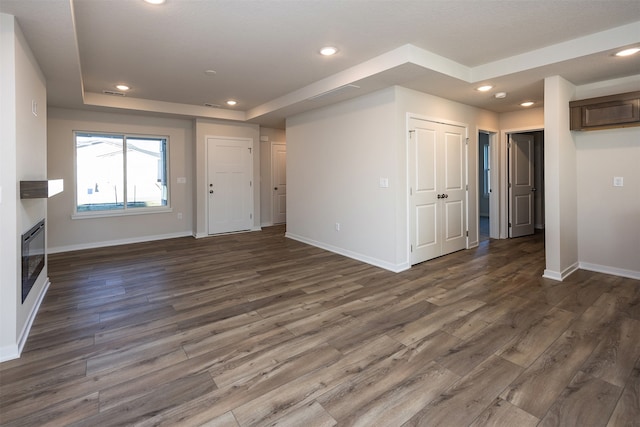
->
[483,143,491,197]
[75,132,169,215]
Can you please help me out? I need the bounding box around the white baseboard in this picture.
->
[48,231,193,254]
[543,262,579,281]
[0,278,50,363]
[196,227,263,239]
[578,262,640,280]
[285,232,410,273]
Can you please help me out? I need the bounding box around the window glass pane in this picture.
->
[126,137,168,208]
[76,133,124,212]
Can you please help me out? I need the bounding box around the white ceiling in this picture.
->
[2,0,639,128]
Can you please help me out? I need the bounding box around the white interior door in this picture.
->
[409,118,467,265]
[441,126,467,254]
[271,143,287,225]
[207,137,253,234]
[509,133,535,237]
[410,122,441,263]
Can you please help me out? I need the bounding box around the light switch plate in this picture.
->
[613,176,624,187]
[177,177,187,184]
[379,177,389,188]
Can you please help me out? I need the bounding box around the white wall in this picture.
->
[47,108,194,252]
[194,119,260,237]
[259,127,286,227]
[287,87,401,270]
[544,76,578,280]
[574,77,640,279]
[286,86,500,271]
[0,14,48,362]
[395,86,500,249]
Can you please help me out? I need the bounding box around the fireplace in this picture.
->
[22,219,45,303]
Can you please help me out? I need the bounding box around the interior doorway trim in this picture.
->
[500,126,544,240]
[478,128,500,241]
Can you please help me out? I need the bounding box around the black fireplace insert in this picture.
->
[22,219,45,303]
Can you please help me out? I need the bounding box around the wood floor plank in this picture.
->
[325,361,459,427]
[468,398,539,427]
[81,372,217,426]
[388,298,486,346]
[265,401,337,427]
[401,355,523,426]
[500,328,603,419]
[0,392,99,427]
[607,358,640,427]
[199,411,240,427]
[317,332,461,423]
[497,306,576,367]
[232,335,404,427]
[580,310,640,388]
[538,370,622,427]
[136,343,343,426]
[210,329,340,389]
[2,226,638,426]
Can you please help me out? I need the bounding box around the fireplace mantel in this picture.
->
[20,179,64,199]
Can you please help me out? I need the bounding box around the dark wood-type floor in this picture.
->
[1,226,639,426]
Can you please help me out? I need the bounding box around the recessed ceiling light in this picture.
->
[226,100,237,106]
[320,46,338,56]
[144,0,166,4]
[477,85,493,92]
[521,101,535,107]
[494,92,507,99]
[615,47,640,57]
[204,69,217,76]
[115,84,130,91]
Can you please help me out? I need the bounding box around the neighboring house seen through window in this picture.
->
[74,132,169,215]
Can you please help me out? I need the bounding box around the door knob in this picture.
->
[274,187,278,191]
[531,188,537,192]
[209,190,213,194]
[445,194,448,198]
[437,194,442,199]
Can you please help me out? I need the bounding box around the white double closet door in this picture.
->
[409,118,467,265]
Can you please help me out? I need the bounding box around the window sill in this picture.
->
[72,207,173,220]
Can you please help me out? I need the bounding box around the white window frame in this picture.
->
[72,131,172,219]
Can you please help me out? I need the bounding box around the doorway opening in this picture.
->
[478,132,490,242]
[478,131,499,242]
[507,130,545,238]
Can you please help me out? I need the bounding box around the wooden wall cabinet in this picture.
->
[570,91,640,131]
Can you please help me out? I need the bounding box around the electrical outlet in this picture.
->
[613,176,624,187]
[177,212,183,220]
[335,222,341,231]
